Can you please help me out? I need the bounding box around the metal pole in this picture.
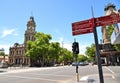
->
[91,6,104,83]
[75,54,79,82]
[93,26,104,83]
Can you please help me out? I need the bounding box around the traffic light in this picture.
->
[72,42,79,54]
[72,42,76,53]
[75,42,79,54]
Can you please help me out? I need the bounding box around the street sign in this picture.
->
[96,13,120,27]
[72,13,120,36]
[72,19,93,31]
[72,19,94,35]
[72,28,93,35]
[71,12,120,83]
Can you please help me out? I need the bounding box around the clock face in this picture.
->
[28,27,34,30]
[32,27,34,30]
[28,27,31,29]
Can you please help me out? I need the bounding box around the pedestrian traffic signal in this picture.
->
[75,42,79,54]
[72,42,76,53]
[72,42,79,54]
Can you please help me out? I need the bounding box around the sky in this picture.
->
[0,0,120,54]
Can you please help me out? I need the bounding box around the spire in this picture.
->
[27,16,36,28]
[104,3,116,11]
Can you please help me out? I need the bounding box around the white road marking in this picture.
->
[2,74,65,82]
[105,67,115,74]
[80,73,115,82]
[18,73,73,78]
[80,76,89,81]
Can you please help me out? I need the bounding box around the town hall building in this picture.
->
[9,16,36,66]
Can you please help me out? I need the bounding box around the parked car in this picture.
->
[54,64,60,67]
[72,62,79,66]
[79,62,89,66]
[72,62,89,66]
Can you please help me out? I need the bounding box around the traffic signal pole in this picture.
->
[72,40,79,82]
[75,54,79,82]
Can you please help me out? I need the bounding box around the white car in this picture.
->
[79,62,89,66]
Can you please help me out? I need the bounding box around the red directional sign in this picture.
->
[72,28,93,35]
[96,14,120,27]
[72,13,120,36]
[72,19,94,35]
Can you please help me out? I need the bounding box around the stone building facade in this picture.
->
[99,3,120,66]
[9,16,36,66]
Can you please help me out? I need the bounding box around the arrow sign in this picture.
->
[95,13,120,27]
[72,28,93,35]
[72,19,94,35]
[72,13,120,36]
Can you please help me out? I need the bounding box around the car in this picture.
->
[54,64,60,67]
[72,62,79,66]
[79,62,89,66]
[72,62,89,66]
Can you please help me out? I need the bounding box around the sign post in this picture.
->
[92,18,104,83]
[72,13,120,83]
[93,27,104,83]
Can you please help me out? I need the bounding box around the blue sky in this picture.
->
[0,0,120,54]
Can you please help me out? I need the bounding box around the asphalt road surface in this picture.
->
[0,65,120,83]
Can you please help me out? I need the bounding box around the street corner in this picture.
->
[79,74,99,83]
[79,74,116,83]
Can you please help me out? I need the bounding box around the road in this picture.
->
[0,65,120,83]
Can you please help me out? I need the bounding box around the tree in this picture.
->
[113,44,120,52]
[77,54,87,62]
[85,43,96,62]
[62,48,73,65]
[26,32,74,66]
[107,25,114,40]
[0,52,5,56]
[26,32,52,66]
[48,42,61,64]
[0,49,5,62]
[107,25,120,51]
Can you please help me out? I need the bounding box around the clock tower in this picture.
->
[24,16,36,46]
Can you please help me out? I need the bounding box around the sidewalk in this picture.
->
[0,66,51,74]
[67,74,118,83]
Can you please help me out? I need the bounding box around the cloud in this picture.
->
[54,29,63,37]
[1,28,18,38]
[62,42,89,55]
[52,37,89,55]
[79,43,89,55]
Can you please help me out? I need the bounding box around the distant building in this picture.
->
[9,16,36,66]
[99,3,120,66]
